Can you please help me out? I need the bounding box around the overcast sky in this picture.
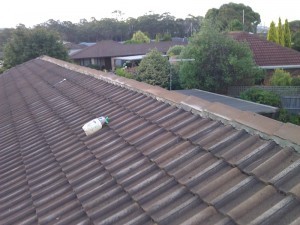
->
[1,0,299,28]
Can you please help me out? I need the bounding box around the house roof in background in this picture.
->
[71,40,187,59]
[113,54,147,61]
[64,42,87,50]
[1,56,300,224]
[229,31,300,67]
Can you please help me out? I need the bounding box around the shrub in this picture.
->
[137,49,170,88]
[167,45,185,56]
[115,68,133,79]
[277,109,300,125]
[291,76,300,86]
[240,88,281,107]
[156,33,172,42]
[270,69,292,86]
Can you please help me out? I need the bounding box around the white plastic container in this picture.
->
[82,116,109,136]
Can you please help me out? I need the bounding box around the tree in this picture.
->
[179,21,263,93]
[137,49,170,88]
[289,20,300,33]
[228,19,244,31]
[288,20,300,51]
[167,45,186,90]
[267,21,278,43]
[284,19,292,48]
[277,18,284,46]
[0,28,14,51]
[126,30,150,44]
[155,33,172,42]
[292,31,300,51]
[205,3,260,32]
[167,45,185,56]
[3,27,68,69]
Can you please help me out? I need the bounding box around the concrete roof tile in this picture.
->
[1,56,300,224]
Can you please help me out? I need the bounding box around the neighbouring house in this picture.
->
[1,55,300,224]
[64,42,88,56]
[229,31,300,78]
[70,40,187,71]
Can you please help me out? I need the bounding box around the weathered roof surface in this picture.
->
[71,40,187,59]
[1,56,300,225]
[229,31,300,67]
[176,89,278,114]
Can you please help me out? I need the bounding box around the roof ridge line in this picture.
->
[40,56,300,153]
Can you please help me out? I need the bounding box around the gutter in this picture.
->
[259,65,300,70]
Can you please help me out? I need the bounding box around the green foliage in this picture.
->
[169,64,182,90]
[268,18,291,47]
[204,3,261,32]
[284,19,292,48]
[137,49,170,88]
[292,31,300,51]
[3,27,68,69]
[0,28,14,51]
[240,88,281,107]
[291,76,300,86]
[179,21,261,93]
[228,19,243,31]
[155,33,172,42]
[115,68,134,79]
[288,20,300,51]
[167,45,185,56]
[277,18,284,46]
[267,21,278,43]
[132,30,150,43]
[7,13,202,44]
[277,109,300,125]
[289,20,300,33]
[270,69,292,86]
[126,30,150,44]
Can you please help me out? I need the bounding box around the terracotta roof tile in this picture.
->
[1,56,300,224]
[229,31,300,67]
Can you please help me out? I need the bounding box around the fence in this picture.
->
[228,86,300,114]
[228,86,300,97]
[281,96,300,114]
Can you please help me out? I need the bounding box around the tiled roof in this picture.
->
[71,40,187,59]
[64,42,86,50]
[228,31,300,67]
[1,56,300,225]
